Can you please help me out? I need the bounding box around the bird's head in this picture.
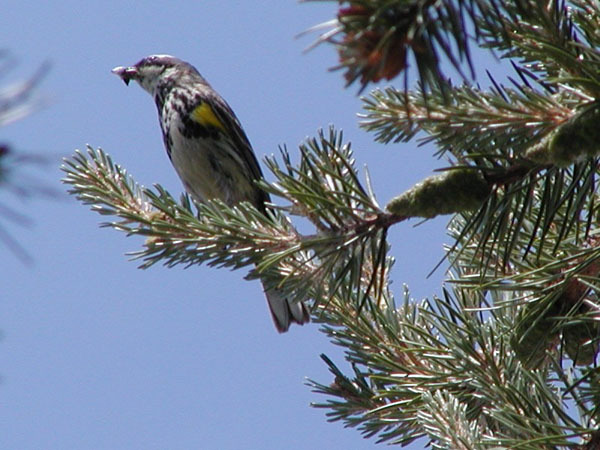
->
[111,54,197,95]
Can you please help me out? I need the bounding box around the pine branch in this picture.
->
[303,0,492,91]
[361,54,600,292]
[308,280,597,447]
[475,0,600,96]
[450,207,600,368]
[0,52,49,127]
[0,51,52,261]
[68,136,600,447]
[303,1,600,447]
[361,80,575,154]
[61,129,403,309]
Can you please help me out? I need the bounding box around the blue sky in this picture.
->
[0,2,502,449]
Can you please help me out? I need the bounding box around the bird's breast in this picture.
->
[160,107,256,207]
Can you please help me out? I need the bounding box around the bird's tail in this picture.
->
[263,283,310,333]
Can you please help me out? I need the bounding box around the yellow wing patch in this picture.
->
[191,102,226,131]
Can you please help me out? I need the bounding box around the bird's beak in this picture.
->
[111,66,138,85]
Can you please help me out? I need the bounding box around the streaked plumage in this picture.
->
[112,55,309,332]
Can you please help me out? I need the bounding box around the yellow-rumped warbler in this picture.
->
[112,55,309,332]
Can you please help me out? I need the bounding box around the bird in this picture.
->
[112,54,309,332]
